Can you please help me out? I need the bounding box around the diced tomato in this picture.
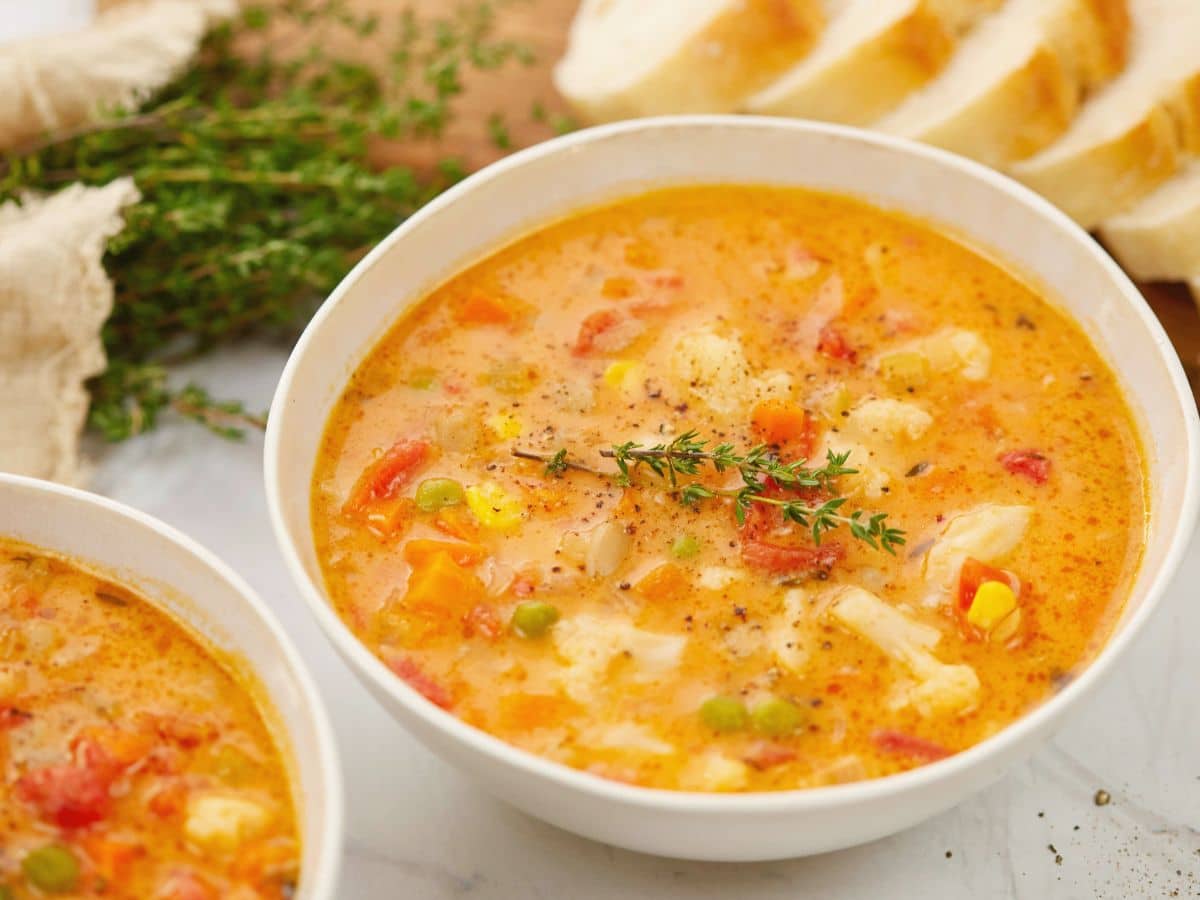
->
[16,761,112,828]
[999,449,1051,485]
[461,604,502,641]
[572,310,625,356]
[742,741,797,770]
[158,871,217,900]
[345,439,432,514]
[0,707,31,729]
[871,729,951,763]
[740,538,845,576]
[750,399,817,459]
[816,324,857,362]
[634,563,691,604]
[955,558,1020,612]
[388,657,454,710]
[403,539,489,569]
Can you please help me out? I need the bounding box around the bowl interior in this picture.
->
[0,475,342,900]
[267,117,1198,801]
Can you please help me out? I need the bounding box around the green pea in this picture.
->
[511,601,560,638]
[23,845,79,893]
[671,535,701,560]
[750,697,805,737]
[414,478,465,513]
[698,696,747,733]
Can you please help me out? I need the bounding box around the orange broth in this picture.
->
[312,186,1146,792]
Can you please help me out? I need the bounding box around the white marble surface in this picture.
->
[87,343,1200,899]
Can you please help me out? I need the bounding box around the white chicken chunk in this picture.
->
[553,614,687,700]
[922,504,1033,590]
[769,588,811,674]
[828,587,980,717]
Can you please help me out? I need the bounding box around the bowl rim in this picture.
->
[264,114,1200,814]
[0,472,345,896]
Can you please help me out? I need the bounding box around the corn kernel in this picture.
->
[879,351,931,390]
[602,360,643,391]
[485,411,523,440]
[465,481,524,531]
[966,580,1018,630]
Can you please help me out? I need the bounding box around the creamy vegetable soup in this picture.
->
[312,186,1146,792]
[0,542,299,897]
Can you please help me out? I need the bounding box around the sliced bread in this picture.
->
[1011,0,1200,228]
[1100,162,1200,281]
[744,0,1002,124]
[874,0,1131,168]
[554,0,826,123]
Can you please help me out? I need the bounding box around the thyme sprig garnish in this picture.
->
[513,431,906,554]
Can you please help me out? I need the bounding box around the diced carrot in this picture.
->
[400,552,487,638]
[74,726,156,770]
[871,729,951,763]
[601,276,636,299]
[433,505,480,541]
[356,496,418,540]
[344,439,432,515]
[403,539,489,569]
[80,833,144,882]
[388,657,454,709]
[453,293,528,326]
[750,399,817,458]
[0,707,31,729]
[634,563,691,604]
[498,693,580,731]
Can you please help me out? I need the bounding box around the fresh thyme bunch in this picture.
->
[520,431,906,554]
[0,0,532,440]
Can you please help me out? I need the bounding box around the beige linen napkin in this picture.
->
[0,0,235,151]
[0,179,140,482]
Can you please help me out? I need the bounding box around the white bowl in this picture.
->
[0,474,343,896]
[264,116,1200,861]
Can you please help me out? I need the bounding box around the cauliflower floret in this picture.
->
[671,329,789,414]
[679,752,750,791]
[769,588,810,674]
[845,398,933,441]
[922,504,1033,590]
[184,792,273,855]
[828,587,980,717]
[892,328,991,381]
[553,614,687,700]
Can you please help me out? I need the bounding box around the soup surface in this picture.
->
[0,542,299,897]
[312,186,1146,792]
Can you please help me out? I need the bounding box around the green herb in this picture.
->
[514,431,905,554]
[0,0,532,441]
